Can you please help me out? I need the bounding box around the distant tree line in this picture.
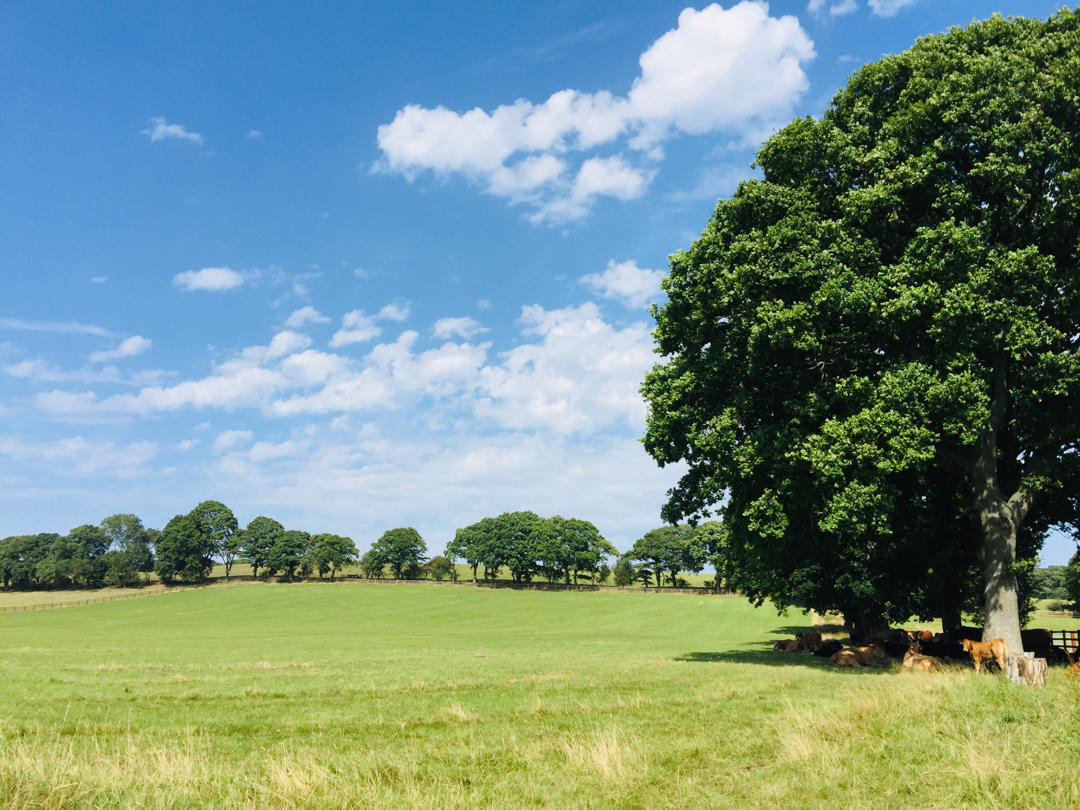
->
[613,522,727,590]
[2,500,735,593]
[444,512,616,585]
[0,500,358,589]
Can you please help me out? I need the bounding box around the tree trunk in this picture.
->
[940,603,963,645]
[1005,654,1046,687]
[971,358,1025,655]
[979,508,1023,653]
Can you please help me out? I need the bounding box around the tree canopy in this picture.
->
[642,11,1080,649]
[370,527,426,580]
[448,512,615,585]
[190,500,240,578]
[155,514,215,583]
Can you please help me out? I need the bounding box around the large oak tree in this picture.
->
[642,11,1080,650]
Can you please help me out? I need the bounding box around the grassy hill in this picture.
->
[0,582,1078,807]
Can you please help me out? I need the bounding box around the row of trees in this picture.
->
[0,514,155,589]
[445,512,617,585]
[155,501,358,584]
[0,501,359,589]
[612,523,727,589]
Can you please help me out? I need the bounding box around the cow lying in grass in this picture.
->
[829,644,886,667]
[902,644,942,672]
[830,649,862,667]
[773,639,801,652]
[961,638,1009,673]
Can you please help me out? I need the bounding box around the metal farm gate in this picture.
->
[1051,630,1080,654]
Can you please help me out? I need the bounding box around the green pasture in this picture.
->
[1,583,1079,808]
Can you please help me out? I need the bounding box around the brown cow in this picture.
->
[961,638,1009,673]
[796,631,822,652]
[902,644,942,672]
[773,639,800,652]
[831,649,862,667]
[854,644,887,666]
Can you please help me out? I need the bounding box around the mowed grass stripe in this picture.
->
[0,583,1078,808]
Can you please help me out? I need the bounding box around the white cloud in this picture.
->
[377,2,813,222]
[867,0,917,16]
[476,299,492,311]
[142,117,204,145]
[203,425,681,554]
[213,430,253,453]
[533,156,652,223]
[475,302,654,434]
[264,331,312,361]
[433,316,487,340]
[279,349,348,387]
[377,303,411,322]
[0,435,157,478]
[0,318,115,338]
[89,335,152,363]
[247,129,264,139]
[177,439,199,451]
[4,357,168,387]
[91,276,107,284]
[330,310,381,348]
[285,306,330,328]
[581,260,665,308]
[30,300,653,438]
[808,0,857,15]
[173,267,246,292]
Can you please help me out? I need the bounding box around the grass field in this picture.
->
[1,583,1079,808]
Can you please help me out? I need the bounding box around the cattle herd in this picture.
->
[772,627,1080,673]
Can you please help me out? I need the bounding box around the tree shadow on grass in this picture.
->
[674,647,894,674]
[768,624,847,637]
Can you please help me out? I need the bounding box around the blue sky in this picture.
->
[2,0,1076,564]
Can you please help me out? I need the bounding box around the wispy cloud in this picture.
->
[285,306,331,328]
[867,0,919,16]
[0,318,116,338]
[142,116,204,145]
[433,317,488,340]
[89,335,152,363]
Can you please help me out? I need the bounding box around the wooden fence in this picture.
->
[1050,630,1080,654]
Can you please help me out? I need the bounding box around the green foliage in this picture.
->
[310,533,357,580]
[189,500,240,577]
[1065,552,1080,611]
[370,527,427,579]
[626,525,705,589]
[268,530,311,579]
[424,555,454,581]
[1032,566,1070,601]
[239,516,283,578]
[359,549,385,579]
[451,513,614,585]
[154,514,215,583]
[642,10,1080,641]
[612,555,635,587]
